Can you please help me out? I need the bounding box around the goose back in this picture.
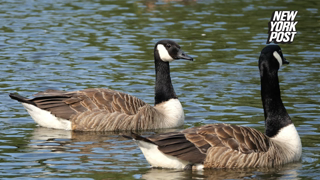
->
[15,88,167,131]
[139,124,299,169]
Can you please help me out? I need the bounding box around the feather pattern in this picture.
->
[142,123,299,168]
[26,88,177,131]
[9,39,193,131]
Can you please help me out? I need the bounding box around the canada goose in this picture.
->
[125,45,302,169]
[9,40,193,131]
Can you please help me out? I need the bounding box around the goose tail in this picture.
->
[123,132,155,144]
[9,93,36,106]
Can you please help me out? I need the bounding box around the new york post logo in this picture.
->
[267,11,298,44]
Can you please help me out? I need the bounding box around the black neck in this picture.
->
[260,62,292,137]
[154,49,177,105]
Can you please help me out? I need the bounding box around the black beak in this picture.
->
[283,58,290,64]
[177,50,193,61]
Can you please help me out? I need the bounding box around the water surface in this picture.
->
[1,0,319,179]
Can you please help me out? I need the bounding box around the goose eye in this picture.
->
[166,44,171,48]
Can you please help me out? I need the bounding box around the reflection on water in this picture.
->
[0,0,319,179]
[141,163,302,180]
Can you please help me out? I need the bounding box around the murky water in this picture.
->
[1,0,319,179]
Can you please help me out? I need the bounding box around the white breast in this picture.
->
[154,99,185,128]
[271,124,302,161]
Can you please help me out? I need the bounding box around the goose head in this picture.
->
[259,45,290,70]
[155,40,193,62]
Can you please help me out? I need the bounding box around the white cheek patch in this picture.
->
[157,44,174,62]
[273,51,282,68]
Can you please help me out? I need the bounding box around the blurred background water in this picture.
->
[0,0,319,179]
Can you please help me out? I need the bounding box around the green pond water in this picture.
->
[0,0,319,179]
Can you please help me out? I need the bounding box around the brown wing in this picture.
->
[192,124,270,153]
[148,124,270,166]
[147,131,207,164]
[30,88,147,120]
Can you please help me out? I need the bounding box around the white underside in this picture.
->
[22,103,72,130]
[154,99,185,128]
[136,140,203,170]
[271,124,302,161]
